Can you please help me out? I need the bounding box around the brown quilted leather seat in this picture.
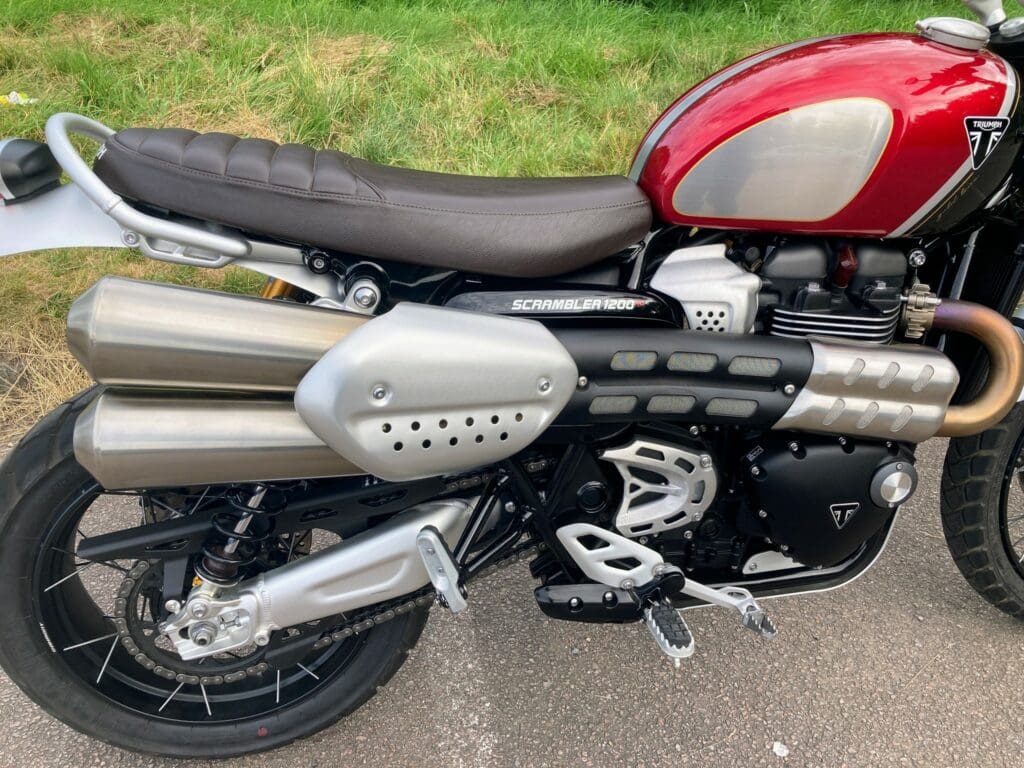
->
[93,128,653,278]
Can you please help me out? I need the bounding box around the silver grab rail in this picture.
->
[44,112,250,266]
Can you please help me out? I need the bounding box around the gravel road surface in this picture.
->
[1,438,1021,767]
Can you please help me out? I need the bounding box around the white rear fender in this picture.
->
[0,182,126,257]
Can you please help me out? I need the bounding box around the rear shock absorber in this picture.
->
[195,484,279,585]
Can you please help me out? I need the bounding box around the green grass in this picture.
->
[0,0,967,433]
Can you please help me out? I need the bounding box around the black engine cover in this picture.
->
[740,435,912,567]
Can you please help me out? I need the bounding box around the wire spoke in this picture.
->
[200,683,212,716]
[158,682,184,712]
[44,562,94,592]
[95,636,118,684]
[296,663,320,681]
[62,632,117,652]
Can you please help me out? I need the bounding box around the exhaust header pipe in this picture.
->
[75,392,361,489]
[67,277,366,392]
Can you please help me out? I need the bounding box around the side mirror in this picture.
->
[963,0,1008,28]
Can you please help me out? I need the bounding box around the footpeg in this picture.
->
[416,526,467,614]
[645,601,695,667]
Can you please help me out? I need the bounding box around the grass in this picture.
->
[0,0,965,439]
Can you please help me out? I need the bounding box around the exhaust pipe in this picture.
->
[932,300,1024,437]
[74,392,361,489]
[67,277,366,392]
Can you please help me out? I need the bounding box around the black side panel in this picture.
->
[552,328,813,427]
[0,139,61,204]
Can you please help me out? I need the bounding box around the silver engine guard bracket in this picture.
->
[556,522,777,638]
[159,498,474,660]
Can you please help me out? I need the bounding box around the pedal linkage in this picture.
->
[416,526,467,613]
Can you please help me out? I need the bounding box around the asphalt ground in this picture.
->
[1,438,1022,767]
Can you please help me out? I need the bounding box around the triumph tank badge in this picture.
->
[829,502,860,530]
[965,117,1010,170]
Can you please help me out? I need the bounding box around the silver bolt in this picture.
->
[577,376,588,389]
[838,437,848,446]
[693,512,703,521]
[122,231,140,247]
[750,465,762,478]
[425,546,435,555]
[504,501,516,513]
[188,622,218,647]
[788,441,800,452]
[164,599,182,614]
[569,597,582,609]
[254,632,270,646]
[188,600,209,619]
[538,378,551,393]
[620,579,635,590]
[639,536,649,545]
[371,386,388,401]
[353,286,378,308]
[602,591,615,603]
[783,383,796,396]
[700,455,712,469]
[896,463,904,471]
[886,441,893,448]
[683,530,694,540]
[749,563,758,572]
[758,509,768,519]
[652,563,667,576]
[780,545,789,552]
[689,425,700,437]
[908,249,927,268]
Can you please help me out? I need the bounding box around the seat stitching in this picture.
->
[107,136,650,217]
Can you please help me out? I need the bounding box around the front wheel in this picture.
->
[942,401,1024,619]
[0,389,429,758]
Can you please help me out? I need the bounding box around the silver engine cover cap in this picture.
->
[295,303,578,481]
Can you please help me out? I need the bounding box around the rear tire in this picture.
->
[0,388,429,758]
[941,401,1024,619]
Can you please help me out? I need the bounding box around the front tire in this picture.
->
[0,389,429,758]
[942,401,1024,620]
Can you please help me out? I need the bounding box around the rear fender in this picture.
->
[0,182,125,256]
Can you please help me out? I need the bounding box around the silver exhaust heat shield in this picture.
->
[772,338,960,442]
[296,303,579,481]
[74,392,360,489]
[67,277,366,392]
[162,498,474,660]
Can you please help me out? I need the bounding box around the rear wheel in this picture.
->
[0,389,429,758]
[942,401,1024,619]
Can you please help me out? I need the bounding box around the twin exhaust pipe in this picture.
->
[68,277,1024,489]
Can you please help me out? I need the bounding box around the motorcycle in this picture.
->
[0,0,1023,758]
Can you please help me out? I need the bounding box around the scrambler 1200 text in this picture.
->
[2,1,1024,758]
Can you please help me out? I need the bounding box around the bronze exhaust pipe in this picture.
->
[933,300,1024,437]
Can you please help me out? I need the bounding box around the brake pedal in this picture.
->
[645,601,695,667]
[416,526,467,614]
[681,580,777,639]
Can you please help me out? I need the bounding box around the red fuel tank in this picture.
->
[630,33,1021,237]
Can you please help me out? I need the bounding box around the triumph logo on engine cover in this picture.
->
[829,502,860,530]
[965,117,1010,170]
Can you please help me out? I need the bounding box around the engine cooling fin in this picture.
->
[768,305,900,343]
